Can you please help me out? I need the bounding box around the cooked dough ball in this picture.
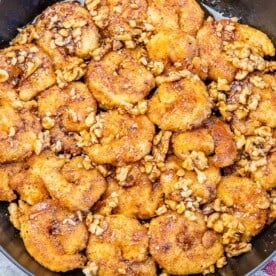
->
[86,214,155,276]
[173,117,237,168]
[147,76,211,131]
[0,104,41,163]
[86,48,155,110]
[38,82,97,132]
[84,110,155,165]
[29,151,107,211]
[0,44,55,101]
[149,212,224,275]
[147,0,204,35]
[11,200,88,272]
[197,19,275,82]
[0,163,22,202]
[147,30,198,67]
[95,163,163,219]
[235,24,275,57]
[252,153,276,190]
[197,19,237,82]
[37,82,97,154]
[9,165,49,205]
[173,128,214,156]
[217,176,270,237]
[35,2,99,65]
[161,156,221,204]
[204,118,237,167]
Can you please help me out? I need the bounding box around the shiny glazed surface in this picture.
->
[0,0,275,275]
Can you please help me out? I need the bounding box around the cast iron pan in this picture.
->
[0,0,275,275]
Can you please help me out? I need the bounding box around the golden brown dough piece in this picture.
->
[0,104,41,163]
[95,163,163,219]
[173,128,214,157]
[217,176,270,238]
[38,82,97,132]
[28,151,107,211]
[173,117,237,168]
[84,110,155,165]
[147,76,211,131]
[204,117,237,167]
[197,18,237,82]
[197,18,275,82]
[35,2,100,84]
[9,165,49,205]
[86,48,155,110]
[37,82,97,154]
[147,30,198,70]
[85,214,155,276]
[147,0,204,36]
[234,24,275,57]
[149,211,224,275]
[0,44,55,101]
[9,200,88,272]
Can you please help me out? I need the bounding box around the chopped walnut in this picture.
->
[96,165,112,177]
[87,213,107,236]
[155,70,198,85]
[82,155,93,170]
[224,41,266,73]
[55,58,87,87]
[152,131,172,162]
[85,112,96,127]
[115,165,131,182]
[11,25,38,45]
[216,256,227,269]
[184,210,197,221]
[225,242,252,257]
[83,261,99,276]
[97,192,119,216]
[127,100,148,115]
[76,130,92,147]
[181,151,209,171]
[148,61,164,76]
[0,69,9,82]
[155,205,167,215]
[42,116,55,129]
[250,75,266,89]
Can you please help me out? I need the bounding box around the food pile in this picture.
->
[0,0,275,275]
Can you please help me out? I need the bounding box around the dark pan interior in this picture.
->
[0,0,275,275]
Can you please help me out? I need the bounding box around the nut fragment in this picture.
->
[42,116,55,129]
[115,166,131,182]
[0,69,9,82]
[8,127,16,137]
[88,214,107,236]
[83,261,99,276]
[155,205,167,215]
[34,139,43,155]
[225,242,252,257]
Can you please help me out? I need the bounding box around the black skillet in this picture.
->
[0,0,275,275]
